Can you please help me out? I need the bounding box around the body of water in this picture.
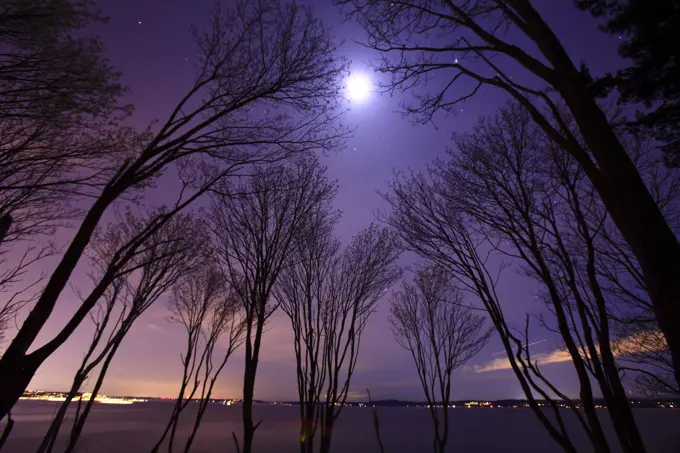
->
[3,401,679,452]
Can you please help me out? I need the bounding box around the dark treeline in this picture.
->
[0,1,678,453]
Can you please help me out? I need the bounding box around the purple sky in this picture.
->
[24,0,630,401]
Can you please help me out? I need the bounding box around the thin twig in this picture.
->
[232,431,241,453]
[367,389,385,453]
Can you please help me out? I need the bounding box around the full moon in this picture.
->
[345,73,372,103]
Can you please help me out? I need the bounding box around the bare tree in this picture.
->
[389,265,491,453]
[591,142,680,397]
[152,267,244,453]
[385,172,592,453]
[35,210,204,453]
[0,0,126,245]
[34,278,125,453]
[384,101,656,453]
[0,0,347,418]
[274,223,401,453]
[614,325,678,397]
[338,0,680,387]
[0,0,128,344]
[318,225,401,453]
[274,214,339,453]
[450,102,649,452]
[209,156,337,453]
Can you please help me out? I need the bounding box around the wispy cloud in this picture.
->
[474,330,666,373]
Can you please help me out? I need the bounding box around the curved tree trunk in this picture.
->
[0,188,123,419]
[0,412,14,451]
[0,356,42,423]
[319,406,335,453]
[63,340,122,453]
[35,375,86,453]
[513,0,680,390]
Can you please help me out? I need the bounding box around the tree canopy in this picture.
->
[577,0,680,165]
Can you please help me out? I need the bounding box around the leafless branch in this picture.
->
[389,264,491,453]
[209,155,338,453]
[0,0,348,419]
[152,266,244,453]
[36,210,205,453]
[273,222,401,453]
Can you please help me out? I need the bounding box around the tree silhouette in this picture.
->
[390,265,490,453]
[152,266,244,453]
[383,102,659,453]
[209,156,338,453]
[36,210,205,453]
[275,223,401,453]
[0,0,346,419]
[577,0,680,166]
[338,0,680,388]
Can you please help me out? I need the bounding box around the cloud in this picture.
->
[474,330,667,373]
[347,390,367,400]
[474,348,572,373]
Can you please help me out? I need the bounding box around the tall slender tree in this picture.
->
[444,102,646,453]
[274,214,340,453]
[389,266,491,453]
[209,156,337,453]
[386,171,600,453]
[152,266,244,453]
[317,226,401,453]
[275,224,402,453]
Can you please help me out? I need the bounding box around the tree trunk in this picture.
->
[559,80,680,388]
[35,375,85,453]
[439,404,449,453]
[515,0,680,390]
[0,412,14,451]
[0,357,40,422]
[150,400,182,453]
[0,213,11,245]
[598,344,646,453]
[319,407,334,453]
[167,403,182,453]
[0,189,120,419]
[299,401,315,453]
[242,304,267,453]
[431,413,441,453]
[242,357,257,453]
[63,341,121,453]
[183,398,210,453]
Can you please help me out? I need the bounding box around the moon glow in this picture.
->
[346,73,372,103]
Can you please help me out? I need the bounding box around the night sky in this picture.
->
[26,0,629,401]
